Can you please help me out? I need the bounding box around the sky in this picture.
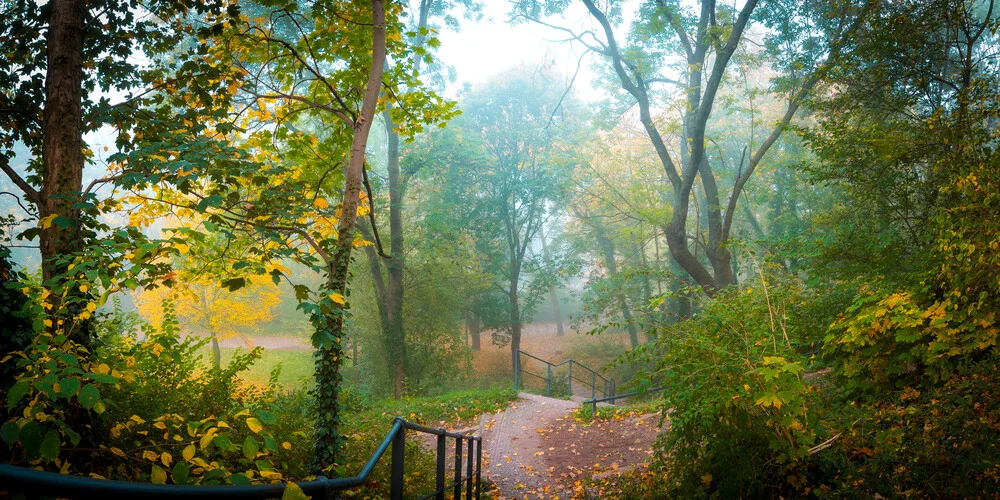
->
[435,1,608,102]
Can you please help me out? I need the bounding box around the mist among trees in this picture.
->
[2,0,999,496]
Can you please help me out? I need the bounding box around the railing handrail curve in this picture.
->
[0,416,482,500]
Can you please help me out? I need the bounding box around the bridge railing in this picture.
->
[0,416,482,500]
[514,350,615,401]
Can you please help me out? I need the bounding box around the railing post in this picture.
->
[391,421,406,500]
[466,437,474,499]
[592,399,597,419]
[545,363,552,397]
[436,433,446,500]
[475,438,482,499]
[513,351,520,391]
[567,362,573,397]
[454,436,463,499]
[591,371,596,400]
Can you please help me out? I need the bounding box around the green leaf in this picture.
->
[59,377,81,398]
[78,384,101,410]
[40,430,61,461]
[229,473,251,485]
[222,277,246,292]
[171,460,190,485]
[7,381,29,408]
[213,434,232,451]
[242,435,259,460]
[1,421,20,445]
[256,410,277,426]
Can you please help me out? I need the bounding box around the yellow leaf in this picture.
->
[130,415,146,425]
[110,447,125,458]
[160,452,172,467]
[151,465,167,485]
[282,482,308,500]
[313,197,329,209]
[199,428,217,449]
[182,444,196,462]
[174,243,190,254]
[79,284,89,293]
[281,441,292,450]
[142,450,159,462]
[701,473,712,486]
[43,319,53,328]
[328,293,345,305]
[39,214,58,229]
[246,417,263,434]
[153,422,167,430]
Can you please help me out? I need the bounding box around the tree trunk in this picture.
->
[211,335,221,370]
[508,279,521,377]
[597,233,639,348]
[468,310,481,351]
[312,0,385,474]
[384,110,407,401]
[538,224,564,336]
[39,0,93,344]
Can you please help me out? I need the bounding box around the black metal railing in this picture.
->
[582,386,667,419]
[514,350,615,401]
[0,417,482,500]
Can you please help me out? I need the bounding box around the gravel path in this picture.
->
[479,393,580,498]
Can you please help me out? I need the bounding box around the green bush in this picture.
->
[637,273,827,497]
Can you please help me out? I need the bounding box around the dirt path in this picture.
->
[479,393,662,499]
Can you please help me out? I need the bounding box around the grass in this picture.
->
[200,346,317,388]
[574,398,664,421]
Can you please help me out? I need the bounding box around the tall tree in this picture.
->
[516,0,870,295]
[0,0,227,343]
[362,0,481,400]
[441,65,583,374]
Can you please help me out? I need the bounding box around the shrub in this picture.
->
[637,272,827,497]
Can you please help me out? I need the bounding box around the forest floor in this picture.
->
[479,393,662,499]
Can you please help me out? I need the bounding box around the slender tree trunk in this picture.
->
[211,335,222,370]
[384,110,406,401]
[312,0,385,474]
[468,310,481,351]
[597,234,639,348]
[509,283,521,379]
[538,224,564,336]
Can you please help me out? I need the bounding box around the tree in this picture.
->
[136,271,281,369]
[0,0,228,344]
[433,65,584,374]
[361,0,482,400]
[111,0,456,471]
[515,0,870,295]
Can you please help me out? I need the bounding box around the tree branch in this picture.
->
[0,156,40,204]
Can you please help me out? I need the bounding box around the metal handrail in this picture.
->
[515,350,615,400]
[0,417,482,500]
[582,386,667,419]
